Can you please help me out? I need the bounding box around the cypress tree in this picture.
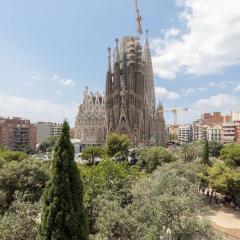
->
[38,121,88,240]
[202,140,210,166]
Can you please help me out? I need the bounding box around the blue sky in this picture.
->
[0,0,240,126]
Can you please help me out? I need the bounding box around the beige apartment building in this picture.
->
[232,112,240,122]
[35,122,62,144]
[235,124,240,143]
[222,123,236,144]
[206,125,222,142]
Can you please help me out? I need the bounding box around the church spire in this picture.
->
[114,38,120,64]
[107,47,112,72]
[146,30,149,43]
[143,30,156,113]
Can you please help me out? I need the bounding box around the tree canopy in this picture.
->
[0,150,27,162]
[38,136,58,153]
[220,143,240,168]
[137,146,177,173]
[93,162,218,240]
[202,140,210,165]
[208,141,223,157]
[81,158,141,234]
[106,132,130,160]
[207,162,240,202]
[0,195,39,240]
[0,156,49,211]
[81,146,105,164]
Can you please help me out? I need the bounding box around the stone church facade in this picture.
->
[105,36,166,146]
[74,87,106,145]
[74,36,167,147]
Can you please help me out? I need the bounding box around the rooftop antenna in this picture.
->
[135,0,143,36]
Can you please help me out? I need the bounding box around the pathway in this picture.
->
[201,205,240,239]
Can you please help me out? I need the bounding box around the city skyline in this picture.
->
[0,0,240,126]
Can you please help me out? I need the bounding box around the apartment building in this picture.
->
[235,123,240,143]
[50,123,62,137]
[0,117,36,151]
[206,125,222,142]
[232,112,240,122]
[192,120,208,141]
[201,112,231,125]
[222,123,236,144]
[35,122,62,144]
[178,124,193,144]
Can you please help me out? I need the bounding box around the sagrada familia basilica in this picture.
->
[74,1,166,146]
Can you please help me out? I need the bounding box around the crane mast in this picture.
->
[158,107,188,141]
[135,0,143,35]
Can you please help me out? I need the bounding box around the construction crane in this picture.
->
[159,107,188,141]
[159,107,188,126]
[135,0,143,35]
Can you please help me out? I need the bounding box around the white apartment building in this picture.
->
[232,112,240,122]
[192,120,201,141]
[178,124,193,144]
[206,125,222,142]
[192,120,207,141]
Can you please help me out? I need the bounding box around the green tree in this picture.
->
[81,158,141,235]
[207,162,240,202]
[0,158,49,211]
[202,140,210,165]
[0,150,27,162]
[94,164,219,240]
[179,142,203,162]
[81,146,105,164]
[38,121,88,240]
[22,145,35,155]
[159,160,208,188]
[220,143,240,168]
[137,146,177,173]
[0,194,39,240]
[106,133,130,160]
[38,136,58,153]
[208,141,223,157]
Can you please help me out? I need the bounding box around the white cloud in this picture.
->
[52,74,59,80]
[164,27,181,40]
[173,94,239,124]
[57,90,63,96]
[181,88,196,96]
[233,84,240,92]
[0,93,77,126]
[193,94,239,112]
[198,87,207,91]
[60,78,75,86]
[155,87,181,100]
[208,81,235,89]
[152,0,240,79]
[26,82,34,87]
[30,75,43,81]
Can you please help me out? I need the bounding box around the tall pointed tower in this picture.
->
[105,0,167,146]
[105,36,145,144]
[155,101,167,146]
[143,31,156,114]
